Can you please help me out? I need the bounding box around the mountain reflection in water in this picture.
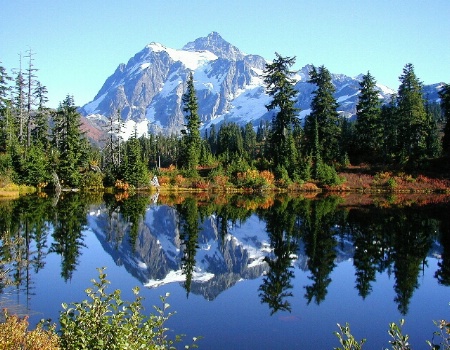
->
[0,192,449,349]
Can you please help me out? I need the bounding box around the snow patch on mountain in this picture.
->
[121,119,149,140]
[83,93,107,114]
[148,42,218,70]
[376,83,395,95]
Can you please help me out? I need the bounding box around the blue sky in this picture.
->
[1,0,449,108]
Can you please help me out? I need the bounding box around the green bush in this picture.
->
[334,323,366,350]
[335,318,450,350]
[316,162,343,186]
[387,177,397,190]
[80,171,105,191]
[59,267,198,350]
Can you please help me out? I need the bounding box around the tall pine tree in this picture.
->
[263,53,299,176]
[0,62,13,152]
[396,63,428,165]
[52,95,88,187]
[304,65,341,164]
[182,72,201,176]
[120,134,149,188]
[355,72,383,163]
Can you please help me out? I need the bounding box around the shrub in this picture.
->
[259,170,275,186]
[0,311,60,350]
[193,179,210,190]
[212,174,229,187]
[158,175,171,186]
[316,162,343,186]
[80,171,104,191]
[59,267,197,350]
[427,319,450,349]
[335,318,450,350]
[114,179,130,191]
[386,177,397,190]
[334,323,366,350]
[234,169,276,189]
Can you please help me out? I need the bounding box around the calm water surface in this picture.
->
[1,192,449,349]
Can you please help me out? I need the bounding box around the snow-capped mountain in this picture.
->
[80,32,440,140]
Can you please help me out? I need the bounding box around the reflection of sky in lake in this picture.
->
[3,213,447,350]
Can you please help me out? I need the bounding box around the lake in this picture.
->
[1,192,449,349]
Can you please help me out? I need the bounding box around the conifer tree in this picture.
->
[217,122,245,163]
[396,63,428,165]
[182,72,201,176]
[304,65,341,164]
[0,62,11,109]
[380,95,399,163]
[120,134,149,188]
[52,95,88,187]
[13,57,26,145]
[439,84,450,157]
[33,81,50,148]
[242,122,257,161]
[0,62,13,152]
[263,53,299,176]
[207,124,218,155]
[424,99,441,158]
[355,72,383,163]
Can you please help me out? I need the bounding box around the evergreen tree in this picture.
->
[32,81,50,148]
[263,53,299,176]
[0,63,13,152]
[380,95,399,163]
[0,62,11,109]
[355,72,383,163]
[340,116,355,165]
[242,122,257,161]
[304,65,341,164]
[182,72,201,176]
[396,63,428,165]
[439,84,450,157]
[18,143,50,186]
[120,135,149,188]
[207,124,218,155]
[52,95,88,187]
[217,122,244,163]
[424,98,441,158]
[13,59,26,145]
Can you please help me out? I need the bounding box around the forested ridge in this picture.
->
[1,52,450,192]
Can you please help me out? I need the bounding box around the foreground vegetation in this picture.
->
[0,269,447,349]
[0,268,198,350]
[335,318,450,350]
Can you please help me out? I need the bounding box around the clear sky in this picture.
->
[1,0,449,108]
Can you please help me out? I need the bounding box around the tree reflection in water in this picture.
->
[176,197,200,297]
[258,197,300,314]
[0,193,449,318]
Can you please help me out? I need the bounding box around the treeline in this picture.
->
[1,53,450,190]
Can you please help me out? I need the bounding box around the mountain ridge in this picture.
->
[80,32,442,141]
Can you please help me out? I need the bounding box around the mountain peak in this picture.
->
[182,32,245,61]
